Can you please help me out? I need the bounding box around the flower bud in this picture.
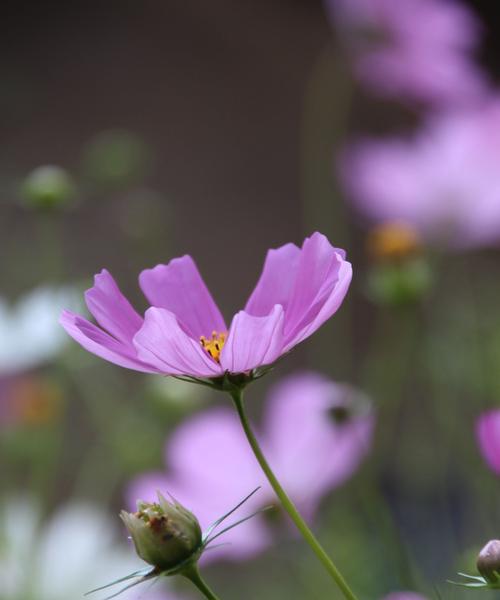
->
[21,165,75,210]
[477,539,500,583]
[82,129,151,189]
[120,493,202,572]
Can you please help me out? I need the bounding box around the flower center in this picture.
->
[199,331,227,363]
[367,221,421,261]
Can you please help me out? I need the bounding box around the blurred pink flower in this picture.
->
[340,101,500,249]
[325,0,487,106]
[127,373,374,561]
[476,409,500,474]
[60,233,351,378]
[383,593,427,600]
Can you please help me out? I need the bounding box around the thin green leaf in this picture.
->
[205,505,274,545]
[202,487,261,541]
[456,572,486,582]
[85,568,153,595]
[203,542,231,552]
[99,576,154,600]
[447,581,489,588]
[172,375,216,389]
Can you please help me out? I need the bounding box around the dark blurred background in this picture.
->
[1,1,326,297]
[0,0,498,286]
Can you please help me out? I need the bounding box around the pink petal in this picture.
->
[284,233,339,323]
[133,307,223,377]
[59,310,156,373]
[244,243,301,316]
[284,258,352,351]
[220,305,285,373]
[84,269,143,344]
[283,233,352,350]
[244,233,351,354]
[139,255,226,339]
[476,410,500,475]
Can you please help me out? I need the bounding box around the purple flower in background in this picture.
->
[127,373,374,561]
[340,101,500,249]
[476,410,500,474]
[325,0,486,106]
[60,233,351,379]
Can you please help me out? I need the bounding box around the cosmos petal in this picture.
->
[139,256,226,339]
[60,310,156,373]
[85,269,143,344]
[220,305,285,373]
[133,307,223,377]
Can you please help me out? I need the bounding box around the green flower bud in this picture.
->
[477,540,500,583]
[92,488,262,599]
[120,493,203,572]
[21,165,75,210]
[82,129,151,189]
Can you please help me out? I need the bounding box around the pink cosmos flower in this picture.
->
[325,0,486,106]
[476,410,500,475]
[127,373,374,561]
[60,233,351,379]
[340,100,500,249]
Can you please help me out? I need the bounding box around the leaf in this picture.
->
[205,505,274,545]
[85,567,155,597]
[447,572,500,590]
[202,487,261,541]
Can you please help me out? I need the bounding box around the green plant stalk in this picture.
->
[230,388,359,600]
[182,563,222,600]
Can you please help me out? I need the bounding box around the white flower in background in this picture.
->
[0,498,181,600]
[0,286,82,376]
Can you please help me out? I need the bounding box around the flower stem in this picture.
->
[231,388,359,600]
[182,563,222,600]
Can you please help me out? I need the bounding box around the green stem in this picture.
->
[230,388,359,600]
[182,563,222,600]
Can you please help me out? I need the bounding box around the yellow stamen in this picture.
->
[199,331,227,363]
[367,221,421,261]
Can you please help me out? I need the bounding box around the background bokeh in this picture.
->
[2,1,500,598]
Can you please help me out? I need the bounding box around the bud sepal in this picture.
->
[448,572,500,590]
